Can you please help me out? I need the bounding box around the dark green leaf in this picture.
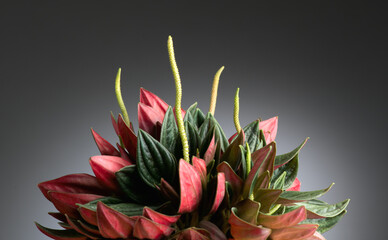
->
[275,138,308,166]
[116,165,162,204]
[220,131,244,171]
[272,171,286,190]
[277,183,334,204]
[137,129,177,188]
[160,107,179,155]
[185,121,199,157]
[301,210,347,233]
[271,154,299,190]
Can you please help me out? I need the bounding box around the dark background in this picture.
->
[1,1,386,239]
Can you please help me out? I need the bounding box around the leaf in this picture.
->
[160,106,179,155]
[208,172,226,214]
[275,138,308,166]
[259,116,278,143]
[96,202,135,239]
[199,221,227,240]
[270,224,318,240]
[277,183,335,204]
[185,121,199,157]
[301,210,347,233]
[175,228,211,240]
[89,155,130,192]
[133,216,174,239]
[143,207,180,226]
[193,108,206,129]
[117,114,137,160]
[178,159,203,213]
[116,165,162,204]
[35,223,87,240]
[234,199,261,224]
[220,130,244,170]
[253,189,282,213]
[258,206,307,229]
[216,161,243,204]
[203,134,217,165]
[198,113,228,152]
[228,208,271,240]
[272,171,287,190]
[272,154,299,190]
[136,129,177,188]
[91,128,120,156]
[296,199,350,218]
[65,215,100,239]
[229,120,265,152]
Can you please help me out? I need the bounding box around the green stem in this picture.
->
[234,88,241,133]
[209,66,225,115]
[269,204,282,215]
[167,36,190,162]
[115,68,130,125]
[246,143,251,177]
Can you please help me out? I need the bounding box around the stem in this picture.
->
[234,88,242,133]
[246,143,251,176]
[115,68,130,125]
[269,204,282,215]
[209,66,225,115]
[167,36,190,162]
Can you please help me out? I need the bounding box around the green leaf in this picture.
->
[116,165,162,204]
[221,131,244,171]
[239,145,247,180]
[78,196,153,216]
[35,223,86,239]
[301,210,347,233]
[277,183,335,204]
[137,129,177,188]
[271,154,299,190]
[185,121,199,157]
[198,113,228,152]
[296,199,350,218]
[253,189,282,213]
[272,171,286,190]
[275,138,308,166]
[184,103,198,123]
[160,106,179,155]
[193,108,206,129]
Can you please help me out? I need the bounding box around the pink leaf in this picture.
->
[133,217,174,239]
[217,162,243,203]
[178,159,203,214]
[270,224,318,240]
[259,116,278,143]
[209,172,226,214]
[140,88,169,116]
[176,228,211,240]
[199,220,227,240]
[258,206,307,229]
[96,202,135,239]
[110,112,120,136]
[229,208,272,240]
[48,192,103,219]
[38,174,109,201]
[305,231,327,240]
[35,223,88,240]
[91,129,120,156]
[89,156,130,192]
[286,177,301,191]
[138,102,164,138]
[143,207,180,226]
[192,156,207,184]
[65,214,101,239]
[204,134,217,165]
[78,206,98,226]
[117,114,137,160]
[116,143,133,164]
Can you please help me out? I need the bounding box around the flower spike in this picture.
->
[209,66,225,115]
[234,88,242,133]
[115,68,130,125]
[167,36,189,162]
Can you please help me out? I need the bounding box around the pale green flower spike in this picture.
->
[246,142,251,177]
[167,36,190,162]
[209,66,225,115]
[115,68,130,125]
[234,88,242,133]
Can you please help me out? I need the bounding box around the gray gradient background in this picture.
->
[1,1,386,239]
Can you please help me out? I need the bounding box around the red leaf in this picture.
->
[91,129,120,156]
[35,223,88,240]
[117,114,137,160]
[133,217,174,239]
[78,206,97,226]
[159,178,180,204]
[204,134,217,165]
[229,208,271,240]
[243,142,276,198]
[178,159,203,214]
[38,174,109,201]
[270,224,318,240]
[116,143,134,164]
[192,156,207,184]
[140,88,169,116]
[138,102,164,137]
[48,192,103,219]
[199,221,227,240]
[286,177,301,191]
[89,155,130,192]
[305,231,326,240]
[209,173,226,214]
[48,212,67,222]
[217,162,243,200]
[258,206,307,229]
[65,215,101,239]
[143,207,180,226]
[259,116,278,143]
[110,112,120,136]
[234,199,261,225]
[176,228,211,240]
[96,202,135,239]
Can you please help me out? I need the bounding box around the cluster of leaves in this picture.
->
[37,89,349,240]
